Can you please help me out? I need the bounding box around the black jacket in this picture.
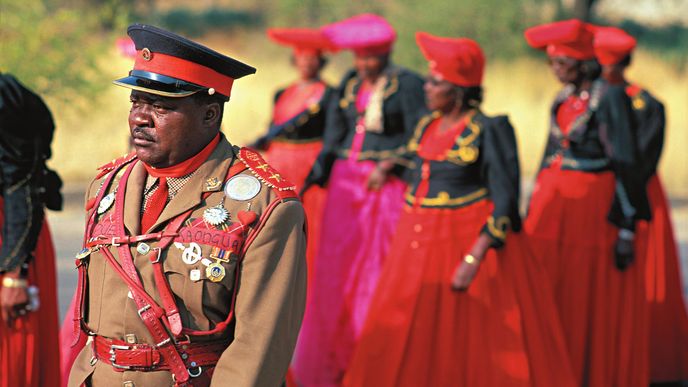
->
[0,74,62,272]
[537,79,650,230]
[252,81,335,147]
[402,111,521,247]
[626,84,665,182]
[306,66,427,186]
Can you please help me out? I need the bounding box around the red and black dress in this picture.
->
[625,84,688,383]
[255,80,333,286]
[344,111,576,387]
[524,80,652,386]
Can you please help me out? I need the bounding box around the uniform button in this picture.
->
[414,224,423,233]
[355,124,365,133]
[411,241,419,249]
[124,334,137,344]
[122,382,135,387]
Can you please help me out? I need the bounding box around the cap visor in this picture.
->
[113,75,202,98]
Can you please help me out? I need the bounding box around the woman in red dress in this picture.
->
[344,32,576,387]
[594,26,688,384]
[252,27,336,286]
[523,20,652,386]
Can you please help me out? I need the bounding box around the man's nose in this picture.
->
[130,105,153,127]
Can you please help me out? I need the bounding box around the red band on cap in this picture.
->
[353,42,393,57]
[546,44,594,60]
[134,50,234,97]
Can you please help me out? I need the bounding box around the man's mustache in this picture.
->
[132,127,155,141]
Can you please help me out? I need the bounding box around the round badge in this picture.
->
[75,247,92,260]
[97,192,116,214]
[224,175,261,201]
[141,48,152,61]
[203,205,229,226]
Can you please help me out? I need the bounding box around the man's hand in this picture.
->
[614,230,635,271]
[1,269,30,327]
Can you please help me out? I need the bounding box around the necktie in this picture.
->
[141,177,169,232]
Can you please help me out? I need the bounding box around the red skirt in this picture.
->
[263,140,327,294]
[524,168,649,386]
[0,216,61,386]
[640,175,688,382]
[344,199,576,387]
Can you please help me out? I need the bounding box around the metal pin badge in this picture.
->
[97,192,116,214]
[136,242,151,255]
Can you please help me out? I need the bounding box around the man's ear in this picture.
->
[203,102,222,128]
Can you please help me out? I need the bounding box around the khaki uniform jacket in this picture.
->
[68,136,307,387]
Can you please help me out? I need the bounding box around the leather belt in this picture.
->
[93,335,228,372]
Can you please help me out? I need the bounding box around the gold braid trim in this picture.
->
[405,188,488,207]
[486,215,510,240]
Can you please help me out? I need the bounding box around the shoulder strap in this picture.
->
[236,147,298,200]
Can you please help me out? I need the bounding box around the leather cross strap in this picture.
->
[110,160,192,385]
[93,335,229,372]
[72,156,136,347]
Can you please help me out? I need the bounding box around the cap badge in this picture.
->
[204,177,222,191]
[141,48,152,61]
[224,174,261,201]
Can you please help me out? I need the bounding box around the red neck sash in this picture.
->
[143,133,220,178]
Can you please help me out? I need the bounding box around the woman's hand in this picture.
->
[451,233,492,291]
[1,268,30,328]
[614,229,635,271]
[367,160,395,191]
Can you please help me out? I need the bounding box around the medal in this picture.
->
[458,145,479,163]
[181,242,203,265]
[206,262,226,282]
[224,175,261,201]
[97,192,116,214]
[203,205,230,226]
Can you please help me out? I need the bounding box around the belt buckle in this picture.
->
[109,344,132,370]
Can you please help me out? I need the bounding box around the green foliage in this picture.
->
[144,7,263,38]
[1,0,116,100]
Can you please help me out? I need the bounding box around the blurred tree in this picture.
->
[1,0,127,100]
[573,0,596,21]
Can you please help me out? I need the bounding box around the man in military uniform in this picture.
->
[67,24,307,387]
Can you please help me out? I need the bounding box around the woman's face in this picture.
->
[354,54,388,81]
[424,73,456,112]
[294,53,322,80]
[548,55,581,84]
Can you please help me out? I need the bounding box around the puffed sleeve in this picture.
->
[0,74,54,272]
[304,73,353,187]
[479,116,522,248]
[398,71,429,149]
[210,199,307,387]
[598,84,650,230]
[635,91,665,182]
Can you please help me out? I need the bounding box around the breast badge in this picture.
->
[224,174,261,201]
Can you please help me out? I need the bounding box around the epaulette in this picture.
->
[95,151,138,179]
[236,147,298,199]
[625,84,646,110]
